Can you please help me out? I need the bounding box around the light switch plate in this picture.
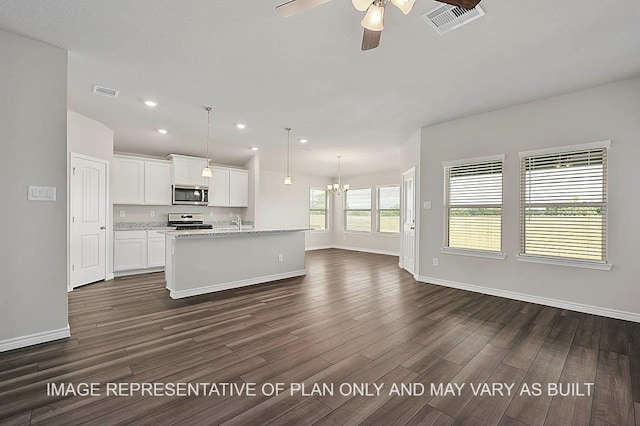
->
[119,210,126,218]
[28,186,56,201]
[423,201,432,210]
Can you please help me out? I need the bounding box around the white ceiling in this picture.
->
[1,0,639,177]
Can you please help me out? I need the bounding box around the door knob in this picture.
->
[100,226,107,230]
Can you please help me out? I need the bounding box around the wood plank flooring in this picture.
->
[0,249,638,425]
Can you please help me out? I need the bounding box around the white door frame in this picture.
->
[68,153,111,291]
[401,167,417,276]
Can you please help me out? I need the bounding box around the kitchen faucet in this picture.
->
[232,215,242,230]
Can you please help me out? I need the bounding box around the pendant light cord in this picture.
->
[285,127,291,176]
[205,107,212,163]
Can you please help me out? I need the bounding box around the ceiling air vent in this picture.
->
[422,3,484,35]
[92,84,119,98]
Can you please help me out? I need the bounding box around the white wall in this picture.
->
[418,77,640,319]
[332,170,402,256]
[256,168,333,250]
[68,110,114,161]
[0,30,69,349]
[244,155,259,224]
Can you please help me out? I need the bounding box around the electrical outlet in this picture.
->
[433,258,439,267]
[423,201,432,210]
[278,254,284,262]
[209,212,214,218]
[150,210,155,217]
[119,210,126,218]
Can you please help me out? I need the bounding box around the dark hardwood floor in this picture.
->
[0,249,638,425]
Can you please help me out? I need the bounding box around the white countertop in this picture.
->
[157,227,312,238]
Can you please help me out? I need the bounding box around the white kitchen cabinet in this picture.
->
[229,170,249,207]
[112,156,144,204]
[144,160,171,205]
[147,231,166,268]
[114,231,147,271]
[209,168,229,206]
[114,230,165,273]
[208,167,249,207]
[169,154,209,187]
[112,155,171,205]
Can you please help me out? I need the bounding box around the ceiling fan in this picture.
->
[275,0,482,51]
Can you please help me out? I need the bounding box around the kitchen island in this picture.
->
[158,228,309,299]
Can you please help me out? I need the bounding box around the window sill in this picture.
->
[516,255,612,270]
[343,230,373,235]
[441,247,506,260]
[309,229,330,234]
[375,232,400,237]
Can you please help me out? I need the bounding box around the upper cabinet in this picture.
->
[209,167,249,207]
[168,154,209,187]
[112,155,171,205]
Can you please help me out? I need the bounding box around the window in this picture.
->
[344,188,372,232]
[309,188,328,230]
[377,185,400,233]
[444,156,504,253]
[520,143,609,263]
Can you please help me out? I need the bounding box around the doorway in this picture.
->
[70,154,108,289]
[401,167,416,275]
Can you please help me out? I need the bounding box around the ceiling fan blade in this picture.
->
[275,0,331,17]
[437,0,481,9]
[361,28,382,51]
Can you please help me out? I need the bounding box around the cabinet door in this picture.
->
[112,157,144,204]
[229,170,249,207]
[209,168,229,206]
[188,158,209,187]
[147,232,165,268]
[144,161,171,205]
[172,157,191,186]
[113,232,147,271]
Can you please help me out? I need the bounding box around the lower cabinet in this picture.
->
[114,230,165,274]
[147,231,166,268]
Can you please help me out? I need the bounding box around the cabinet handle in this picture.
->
[100,226,107,230]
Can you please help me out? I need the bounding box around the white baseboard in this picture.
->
[106,273,114,281]
[0,325,71,352]
[170,270,307,299]
[306,245,334,251]
[331,245,400,257]
[415,275,640,323]
[114,267,164,278]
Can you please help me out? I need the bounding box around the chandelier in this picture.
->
[328,156,350,195]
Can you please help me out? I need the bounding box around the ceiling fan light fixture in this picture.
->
[391,0,415,15]
[361,3,385,31]
[352,0,375,12]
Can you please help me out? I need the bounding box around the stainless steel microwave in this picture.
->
[172,185,209,206]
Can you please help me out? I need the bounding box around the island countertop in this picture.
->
[157,227,311,239]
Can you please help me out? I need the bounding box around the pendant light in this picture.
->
[201,106,213,178]
[283,127,293,185]
[328,155,350,195]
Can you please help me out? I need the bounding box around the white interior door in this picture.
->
[402,168,416,274]
[71,155,107,288]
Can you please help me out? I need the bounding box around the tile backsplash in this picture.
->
[113,204,247,225]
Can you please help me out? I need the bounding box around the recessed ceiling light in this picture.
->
[299,138,309,144]
[236,123,247,129]
[144,100,158,107]
[251,147,259,151]
[157,129,168,134]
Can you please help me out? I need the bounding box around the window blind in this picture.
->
[345,188,372,232]
[520,148,607,262]
[444,159,503,252]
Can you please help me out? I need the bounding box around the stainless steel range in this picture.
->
[168,213,213,230]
